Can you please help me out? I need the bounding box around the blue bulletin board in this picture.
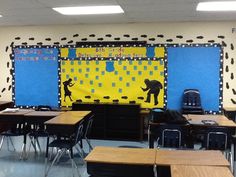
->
[13,47,59,107]
[167,46,221,112]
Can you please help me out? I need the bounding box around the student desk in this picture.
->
[0,109,34,159]
[171,165,233,177]
[85,146,156,177]
[0,110,91,159]
[223,107,236,121]
[25,111,62,124]
[0,101,13,110]
[0,101,14,132]
[187,114,236,127]
[86,147,232,177]
[187,114,236,172]
[0,109,34,122]
[44,111,92,135]
[155,149,230,166]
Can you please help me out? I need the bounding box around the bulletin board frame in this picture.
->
[11,45,61,108]
[59,42,167,109]
[165,43,223,114]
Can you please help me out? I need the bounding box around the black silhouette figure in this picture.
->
[63,78,74,102]
[141,79,163,105]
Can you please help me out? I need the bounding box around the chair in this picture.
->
[155,123,190,148]
[148,109,193,149]
[202,127,233,171]
[83,115,94,152]
[0,122,28,158]
[28,105,52,153]
[148,108,164,147]
[150,108,165,123]
[44,120,84,177]
[182,89,204,114]
[36,105,52,111]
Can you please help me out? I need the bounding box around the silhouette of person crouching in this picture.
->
[63,78,74,102]
[141,79,163,105]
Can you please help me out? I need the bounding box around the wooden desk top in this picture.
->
[140,109,150,115]
[25,111,63,117]
[60,107,72,111]
[155,150,230,166]
[223,107,236,112]
[85,146,156,165]
[171,165,233,177]
[62,111,91,117]
[0,109,34,116]
[0,101,13,105]
[187,114,236,127]
[45,111,91,125]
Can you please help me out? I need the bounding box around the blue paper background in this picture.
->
[167,47,220,111]
[14,48,59,107]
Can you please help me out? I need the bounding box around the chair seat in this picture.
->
[29,130,48,137]
[1,130,24,136]
[182,109,204,114]
[48,139,74,149]
[182,106,203,110]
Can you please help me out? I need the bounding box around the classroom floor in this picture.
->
[0,137,149,177]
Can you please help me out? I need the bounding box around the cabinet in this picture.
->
[72,102,141,140]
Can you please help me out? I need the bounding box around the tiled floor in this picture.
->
[0,136,148,177]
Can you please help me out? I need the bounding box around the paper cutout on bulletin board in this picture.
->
[14,48,59,107]
[61,59,165,108]
[60,47,165,58]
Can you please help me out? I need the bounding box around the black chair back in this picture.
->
[182,89,204,114]
[203,127,231,150]
[74,120,84,144]
[156,124,189,148]
[36,105,52,111]
[150,108,165,123]
[84,115,94,139]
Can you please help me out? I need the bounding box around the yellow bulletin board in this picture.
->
[60,46,165,108]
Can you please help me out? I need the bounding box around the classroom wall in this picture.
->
[0,21,235,107]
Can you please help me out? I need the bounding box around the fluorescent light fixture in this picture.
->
[0,15,2,17]
[53,5,124,15]
[197,1,236,11]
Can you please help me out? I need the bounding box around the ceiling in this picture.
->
[0,0,236,26]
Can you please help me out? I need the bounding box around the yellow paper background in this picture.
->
[61,59,165,108]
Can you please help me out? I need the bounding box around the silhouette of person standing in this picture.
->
[63,78,74,102]
[141,79,163,105]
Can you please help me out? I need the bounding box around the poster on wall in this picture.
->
[60,46,164,59]
[13,47,59,107]
[60,46,165,108]
[167,46,221,113]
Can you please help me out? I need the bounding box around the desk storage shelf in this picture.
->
[72,102,141,140]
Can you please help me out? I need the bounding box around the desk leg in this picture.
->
[234,141,236,177]
[20,134,27,160]
[149,135,154,148]
[153,165,157,177]
[148,125,154,148]
[231,142,234,173]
